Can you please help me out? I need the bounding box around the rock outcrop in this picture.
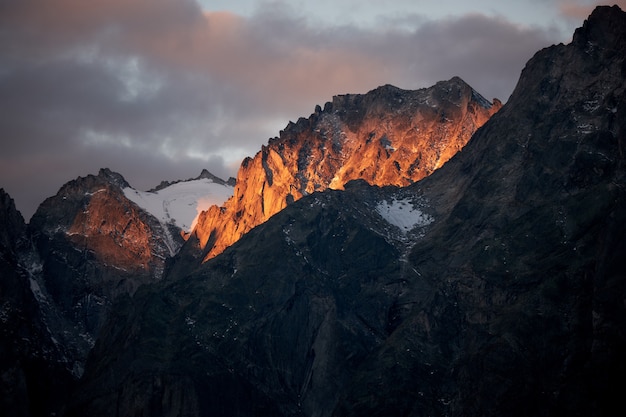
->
[193,78,500,260]
[1,190,74,417]
[68,6,626,417]
[150,168,236,192]
[1,168,234,416]
[21,169,181,381]
[334,5,626,416]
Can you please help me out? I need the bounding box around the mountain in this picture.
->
[0,169,233,417]
[192,77,500,260]
[66,5,626,417]
[0,77,499,417]
[123,168,235,233]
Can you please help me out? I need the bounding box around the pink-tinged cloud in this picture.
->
[0,0,581,220]
[559,0,626,19]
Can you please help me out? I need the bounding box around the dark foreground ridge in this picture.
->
[67,6,626,417]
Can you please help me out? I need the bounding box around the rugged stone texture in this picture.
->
[29,168,175,319]
[67,6,626,417]
[1,168,231,416]
[193,78,500,260]
[1,190,74,417]
[334,5,626,416]
[150,168,236,192]
[18,168,185,392]
[69,184,414,417]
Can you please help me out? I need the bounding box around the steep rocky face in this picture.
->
[1,168,233,417]
[1,190,74,417]
[29,168,176,299]
[0,189,26,252]
[69,6,626,417]
[193,77,500,260]
[69,183,416,417]
[23,168,183,384]
[334,5,626,416]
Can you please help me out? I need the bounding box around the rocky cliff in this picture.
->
[334,5,626,416]
[28,168,178,339]
[193,78,500,260]
[67,6,626,417]
[0,168,234,416]
[1,190,74,417]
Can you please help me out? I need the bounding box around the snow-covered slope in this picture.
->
[123,178,234,232]
[376,198,434,234]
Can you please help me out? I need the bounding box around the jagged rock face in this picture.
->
[194,77,500,260]
[66,188,159,273]
[1,190,75,417]
[30,168,174,302]
[334,5,626,416]
[69,6,626,417]
[69,184,413,417]
[0,189,26,252]
[2,168,230,417]
[23,168,182,386]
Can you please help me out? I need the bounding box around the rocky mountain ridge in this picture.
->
[0,168,234,416]
[192,77,500,260]
[0,77,498,417]
[1,5,625,417]
[66,5,626,417]
[149,168,236,192]
[0,189,75,416]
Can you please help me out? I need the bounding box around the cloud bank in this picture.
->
[1,0,608,219]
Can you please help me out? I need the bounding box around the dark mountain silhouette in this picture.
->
[66,5,626,417]
[1,5,624,417]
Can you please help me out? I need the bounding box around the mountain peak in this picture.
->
[197,169,231,185]
[192,78,500,260]
[150,169,232,192]
[0,188,26,253]
[8,7,626,417]
[97,168,130,189]
[573,5,626,48]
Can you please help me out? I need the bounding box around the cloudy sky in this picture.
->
[1,0,624,220]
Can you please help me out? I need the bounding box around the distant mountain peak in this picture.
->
[124,174,234,233]
[191,77,500,260]
[150,169,232,192]
[573,5,626,47]
[96,167,130,189]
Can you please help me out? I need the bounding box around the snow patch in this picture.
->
[376,198,433,233]
[123,179,233,232]
[29,277,46,301]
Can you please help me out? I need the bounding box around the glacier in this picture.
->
[123,178,234,232]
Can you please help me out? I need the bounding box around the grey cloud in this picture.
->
[0,0,572,220]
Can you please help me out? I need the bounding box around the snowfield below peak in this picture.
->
[123,179,234,232]
[376,198,433,233]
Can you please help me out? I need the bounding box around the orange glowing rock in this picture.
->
[192,78,501,260]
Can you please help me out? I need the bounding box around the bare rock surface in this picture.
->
[68,6,626,417]
[193,78,499,260]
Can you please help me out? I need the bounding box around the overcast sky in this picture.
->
[1,0,624,220]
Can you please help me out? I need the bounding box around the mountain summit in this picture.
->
[0,168,233,416]
[192,77,500,260]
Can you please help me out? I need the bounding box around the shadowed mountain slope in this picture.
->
[68,5,626,417]
[192,77,500,260]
